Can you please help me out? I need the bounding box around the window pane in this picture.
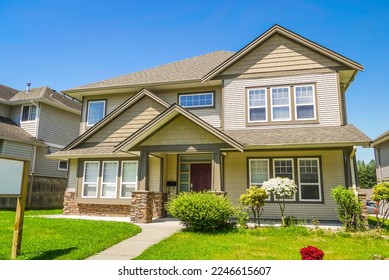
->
[121,161,138,198]
[85,162,99,182]
[274,159,293,179]
[272,88,289,105]
[179,93,213,108]
[29,106,37,120]
[300,185,320,200]
[103,162,117,183]
[297,105,314,119]
[299,160,319,183]
[121,183,136,197]
[249,108,266,121]
[295,86,314,104]
[88,101,105,125]
[273,107,290,120]
[250,160,269,185]
[83,184,97,197]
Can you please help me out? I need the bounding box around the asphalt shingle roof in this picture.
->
[0,116,46,146]
[0,84,18,101]
[68,51,235,90]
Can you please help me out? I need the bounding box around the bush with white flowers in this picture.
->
[262,177,297,226]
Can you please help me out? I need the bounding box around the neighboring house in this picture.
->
[49,25,371,223]
[0,84,81,208]
[372,130,389,183]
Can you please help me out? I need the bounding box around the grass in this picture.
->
[135,226,389,260]
[0,209,141,260]
[368,216,389,230]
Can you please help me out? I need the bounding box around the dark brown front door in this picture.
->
[190,163,212,191]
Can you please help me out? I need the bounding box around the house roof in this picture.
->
[47,147,136,159]
[113,104,244,153]
[224,124,371,149]
[63,88,170,151]
[0,84,18,102]
[9,86,81,114]
[202,24,364,82]
[0,116,46,147]
[371,130,389,147]
[64,51,235,92]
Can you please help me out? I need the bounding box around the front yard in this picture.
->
[135,225,389,260]
[0,210,141,260]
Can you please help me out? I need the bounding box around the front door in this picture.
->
[190,163,212,191]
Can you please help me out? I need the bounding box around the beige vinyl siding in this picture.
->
[140,115,223,146]
[67,159,78,191]
[83,96,166,148]
[149,156,161,192]
[0,103,10,117]
[38,103,80,146]
[377,142,389,180]
[221,33,341,77]
[20,121,37,137]
[34,146,67,178]
[10,105,21,125]
[224,149,344,220]
[224,72,340,130]
[166,154,177,182]
[2,140,34,161]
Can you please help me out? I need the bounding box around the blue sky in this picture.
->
[1,0,387,162]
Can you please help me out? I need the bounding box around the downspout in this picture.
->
[349,146,358,195]
[31,145,37,174]
[376,147,383,183]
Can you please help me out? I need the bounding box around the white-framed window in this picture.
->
[273,158,295,200]
[87,100,106,126]
[21,105,37,122]
[101,161,118,198]
[298,158,321,201]
[271,87,291,121]
[247,88,267,122]
[57,160,69,171]
[178,92,214,108]
[82,161,100,198]
[120,161,138,198]
[248,159,270,200]
[294,85,316,120]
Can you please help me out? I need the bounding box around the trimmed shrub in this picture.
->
[300,246,324,260]
[166,191,236,232]
[238,186,268,226]
[331,185,364,231]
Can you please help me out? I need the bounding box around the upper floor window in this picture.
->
[271,87,291,121]
[57,160,69,171]
[21,105,37,122]
[87,100,106,126]
[248,88,267,122]
[178,92,214,108]
[295,85,316,120]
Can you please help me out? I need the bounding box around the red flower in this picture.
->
[300,246,324,260]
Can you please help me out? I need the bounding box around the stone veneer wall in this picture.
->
[130,191,154,223]
[153,193,168,218]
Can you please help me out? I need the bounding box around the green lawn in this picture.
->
[0,210,141,260]
[135,226,389,260]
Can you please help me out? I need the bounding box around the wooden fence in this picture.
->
[0,175,67,209]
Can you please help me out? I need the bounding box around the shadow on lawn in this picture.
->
[28,247,78,260]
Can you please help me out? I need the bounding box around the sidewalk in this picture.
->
[39,215,183,260]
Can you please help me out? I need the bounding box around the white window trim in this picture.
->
[249,159,270,201]
[294,84,316,121]
[273,158,296,201]
[178,92,214,108]
[20,104,38,123]
[120,161,139,199]
[271,87,291,122]
[82,161,100,198]
[101,161,118,199]
[298,158,322,202]
[247,88,267,123]
[86,100,106,126]
[57,160,69,171]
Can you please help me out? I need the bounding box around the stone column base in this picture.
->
[153,193,168,218]
[130,191,155,223]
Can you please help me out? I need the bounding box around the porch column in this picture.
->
[138,150,149,191]
[212,150,222,192]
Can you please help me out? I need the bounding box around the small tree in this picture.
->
[239,186,268,226]
[262,177,297,226]
[331,185,364,231]
[371,182,389,229]
[357,160,377,188]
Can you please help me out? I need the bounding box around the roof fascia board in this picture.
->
[202,25,363,83]
[243,142,371,150]
[114,105,243,153]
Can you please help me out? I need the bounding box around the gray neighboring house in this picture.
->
[372,130,389,183]
[0,83,81,208]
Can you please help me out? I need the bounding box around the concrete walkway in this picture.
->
[38,215,183,260]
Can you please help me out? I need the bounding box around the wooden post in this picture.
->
[11,160,30,259]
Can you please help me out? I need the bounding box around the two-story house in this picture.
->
[0,83,81,208]
[49,25,371,223]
